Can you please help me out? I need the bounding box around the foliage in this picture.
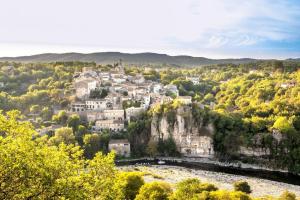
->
[233,181,252,194]
[114,172,145,200]
[146,139,159,157]
[279,191,297,200]
[48,127,76,146]
[170,178,218,200]
[135,181,172,200]
[89,88,108,99]
[83,132,109,159]
[67,114,81,131]
[0,110,116,199]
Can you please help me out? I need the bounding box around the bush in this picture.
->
[114,172,145,200]
[209,190,251,200]
[135,181,172,200]
[233,181,252,194]
[279,191,296,200]
[170,178,218,200]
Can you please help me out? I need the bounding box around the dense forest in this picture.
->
[1,60,300,175]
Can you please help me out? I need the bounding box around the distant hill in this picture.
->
[0,52,259,66]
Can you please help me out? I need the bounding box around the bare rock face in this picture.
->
[151,106,214,157]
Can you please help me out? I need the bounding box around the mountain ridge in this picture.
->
[0,52,261,66]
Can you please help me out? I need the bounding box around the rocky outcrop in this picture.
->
[151,106,214,157]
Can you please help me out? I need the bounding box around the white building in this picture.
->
[71,102,86,112]
[142,95,151,109]
[152,83,163,94]
[176,96,192,104]
[85,99,112,111]
[99,72,111,81]
[108,139,130,157]
[75,79,97,99]
[94,120,125,132]
[103,109,124,121]
[87,111,103,122]
[132,74,145,84]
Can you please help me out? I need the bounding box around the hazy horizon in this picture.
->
[0,0,299,59]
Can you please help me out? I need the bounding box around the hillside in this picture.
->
[0,52,258,66]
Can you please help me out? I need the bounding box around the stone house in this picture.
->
[152,83,163,94]
[132,74,145,84]
[99,72,111,81]
[85,99,112,111]
[141,95,151,109]
[75,79,97,99]
[112,74,127,84]
[71,102,86,112]
[176,96,192,104]
[94,119,125,131]
[103,109,125,121]
[86,111,103,122]
[108,139,130,157]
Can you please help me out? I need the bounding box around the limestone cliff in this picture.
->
[151,105,214,157]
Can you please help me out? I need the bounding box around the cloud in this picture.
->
[0,0,299,58]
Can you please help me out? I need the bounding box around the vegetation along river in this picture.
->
[117,159,300,198]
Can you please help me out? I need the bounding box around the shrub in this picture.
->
[114,172,145,200]
[233,181,252,194]
[135,181,172,200]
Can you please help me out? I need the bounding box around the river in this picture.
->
[117,158,300,197]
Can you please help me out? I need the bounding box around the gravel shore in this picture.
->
[119,165,300,198]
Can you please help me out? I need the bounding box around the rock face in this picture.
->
[151,106,214,157]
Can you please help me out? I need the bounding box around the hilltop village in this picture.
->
[69,62,209,157]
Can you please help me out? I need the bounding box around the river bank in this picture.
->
[119,165,300,198]
[116,157,300,185]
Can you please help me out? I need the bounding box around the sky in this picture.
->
[0,0,300,59]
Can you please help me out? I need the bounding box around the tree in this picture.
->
[0,110,118,199]
[135,181,172,200]
[279,191,296,200]
[273,117,295,134]
[67,114,81,131]
[83,133,104,159]
[52,110,68,125]
[41,106,53,121]
[114,172,145,200]
[89,88,108,99]
[146,139,158,157]
[164,137,178,156]
[233,181,252,194]
[48,127,76,146]
[170,178,217,200]
[75,125,87,145]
